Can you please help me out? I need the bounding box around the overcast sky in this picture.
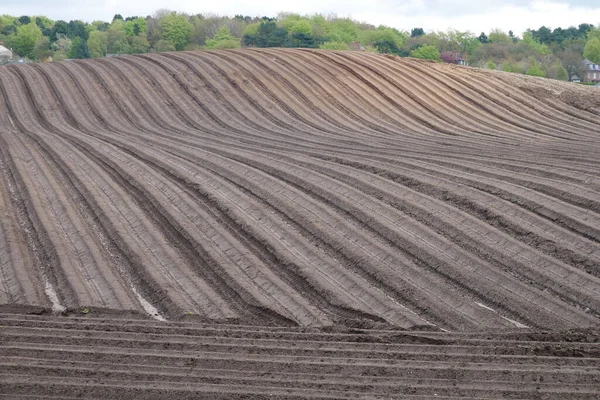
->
[2,0,599,36]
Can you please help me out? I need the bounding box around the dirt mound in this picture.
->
[0,49,599,334]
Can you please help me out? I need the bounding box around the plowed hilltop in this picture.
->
[1,49,600,398]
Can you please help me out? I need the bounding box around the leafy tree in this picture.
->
[68,20,89,40]
[152,39,176,52]
[87,30,108,57]
[360,27,406,48]
[327,18,359,43]
[113,14,123,21]
[487,61,497,69]
[243,21,288,47]
[68,37,90,59]
[128,33,150,53]
[556,48,585,80]
[124,17,147,36]
[18,16,31,25]
[522,31,550,55]
[206,26,240,49]
[584,37,600,63]
[410,45,441,61]
[158,12,192,51]
[32,37,52,61]
[488,29,511,44]
[478,32,488,44]
[107,20,130,54]
[526,62,546,77]
[411,28,424,37]
[12,22,43,58]
[50,20,69,42]
[556,66,568,81]
[373,39,401,55]
[319,41,350,50]
[502,61,517,72]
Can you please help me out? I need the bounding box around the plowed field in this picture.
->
[1,49,600,398]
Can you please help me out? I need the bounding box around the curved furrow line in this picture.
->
[97,135,389,326]
[133,146,424,328]
[401,151,600,191]
[13,64,205,319]
[318,154,600,275]
[394,155,600,239]
[133,52,403,157]
[315,51,478,137]
[346,53,517,139]
[210,50,383,139]
[186,143,559,328]
[283,153,600,314]
[5,66,145,311]
[210,148,598,328]
[250,48,406,139]
[158,51,367,147]
[0,153,32,305]
[365,54,555,140]
[63,57,414,324]
[261,48,462,139]
[339,150,600,244]
[142,52,334,143]
[487,69,600,127]
[299,50,459,137]
[401,154,600,214]
[316,50,514,139]
[179,51,353,139]
[399,57,600,139]
[28,63,301,325]
[403,59,584,140]
[135,53,332,149]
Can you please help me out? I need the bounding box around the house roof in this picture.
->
[583,59,599,70]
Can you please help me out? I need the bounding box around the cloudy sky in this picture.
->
[2,0,599,36]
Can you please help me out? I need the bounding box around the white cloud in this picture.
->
[2,0,599,35]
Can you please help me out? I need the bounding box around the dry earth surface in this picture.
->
[1,48,600,398]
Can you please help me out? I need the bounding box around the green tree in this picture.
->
[243,21,288,47]
[487,61,497,70]
[583,37,600,63]
[556,65,569,80]
[327,17,359,43]
[124,17,147,37]
[410,28,425,37]
[206,26,241,49]
[128,33,150,53]
[107,20,130,54]
[410,45,441,61]
[373,39,401,55]
[87,30,108,57]
[152,39,176,52]
[488,28,511,44]
[360,27,406,48]
[526,62,546,77]
[32,36,52,61]
[319,41,350,50]
[159,12,192,51]
[12,22,43,58]
[68,37,90,59]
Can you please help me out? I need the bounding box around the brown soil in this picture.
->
[1,49,600,398]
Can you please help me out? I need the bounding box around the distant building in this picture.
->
[0,44,12,65]
[349,42,366,52]
[441,51,467,66]
[583,59,600,83]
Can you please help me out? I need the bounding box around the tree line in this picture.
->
[0,11,598,82]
